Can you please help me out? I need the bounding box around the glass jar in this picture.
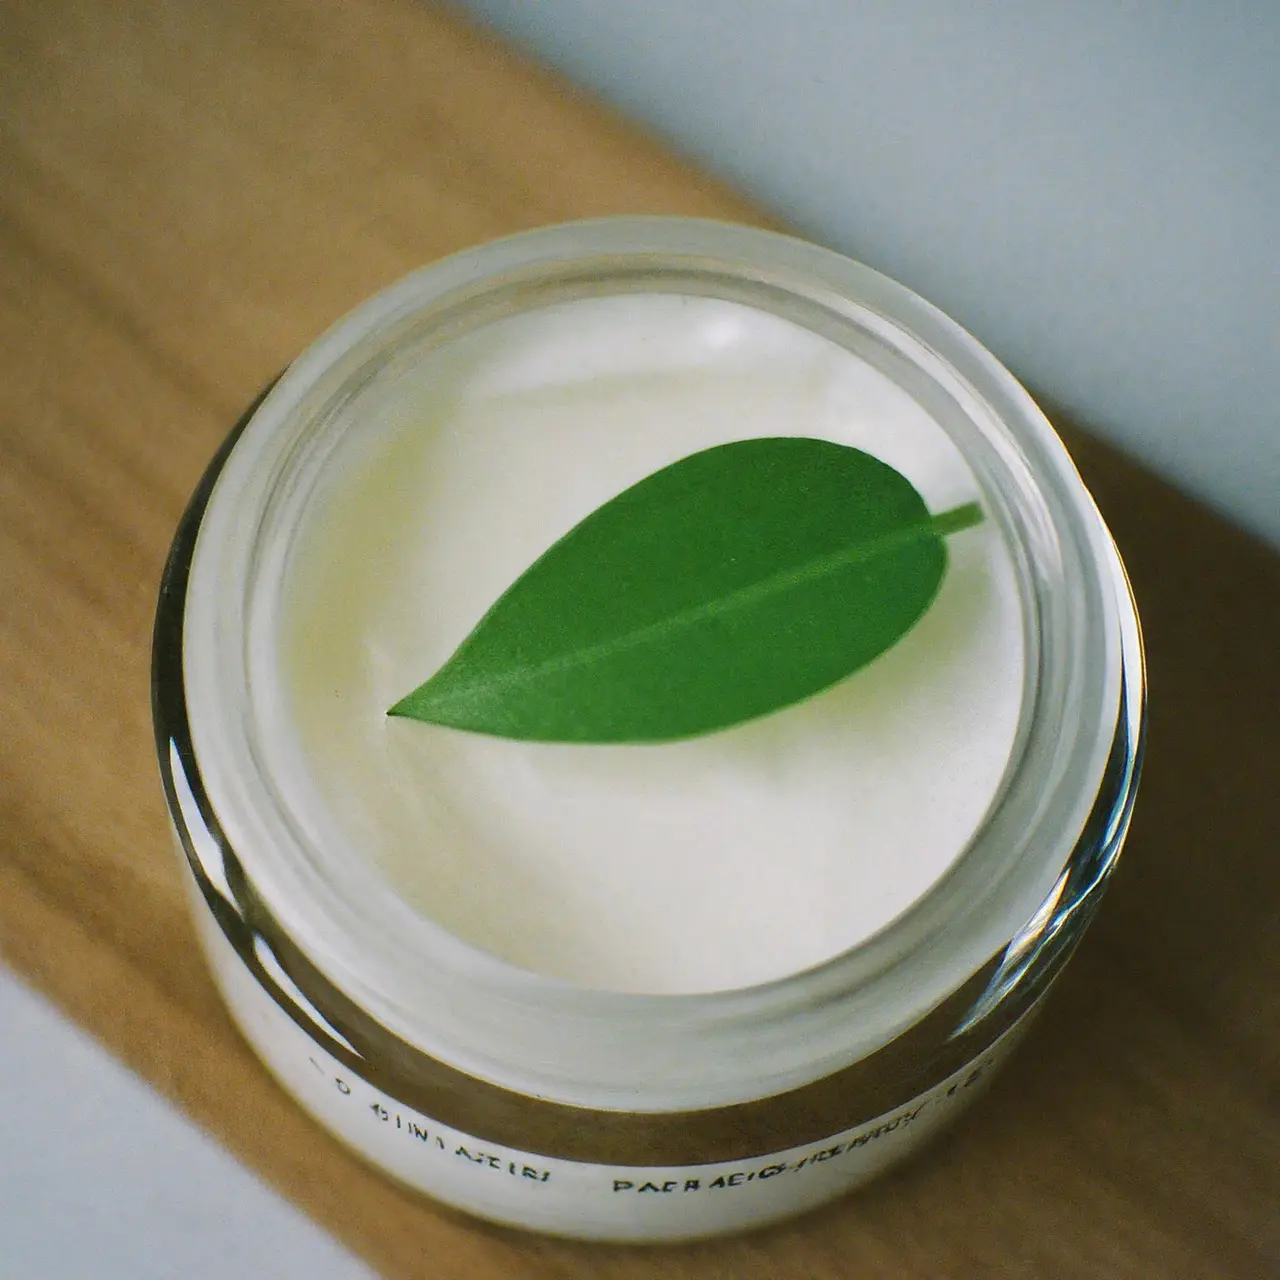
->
[152,218,1144,1241]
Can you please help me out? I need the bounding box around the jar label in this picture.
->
[189,871,1033,1241]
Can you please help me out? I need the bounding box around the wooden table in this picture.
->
[1,2,1276,1275]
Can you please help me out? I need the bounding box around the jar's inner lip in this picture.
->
[257,288,1031,995]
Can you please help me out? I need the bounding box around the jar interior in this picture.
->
[260,287,1029,994]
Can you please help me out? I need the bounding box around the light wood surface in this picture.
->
[1,1,1276,1275]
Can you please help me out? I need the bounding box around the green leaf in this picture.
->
[388,437,983,743]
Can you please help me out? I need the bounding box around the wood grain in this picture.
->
[0,1,1276,1276]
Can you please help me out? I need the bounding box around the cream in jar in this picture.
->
[156,218,1143,1240]
[280,293,1025,994]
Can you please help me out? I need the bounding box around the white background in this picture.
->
[457,1,1279,546]
[0,970,373,1280]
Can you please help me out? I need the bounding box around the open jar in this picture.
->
[153,218,1143,1241]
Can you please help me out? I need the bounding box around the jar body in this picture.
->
[154,218,1144,1241]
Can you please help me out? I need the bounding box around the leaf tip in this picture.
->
[386,691,423,720]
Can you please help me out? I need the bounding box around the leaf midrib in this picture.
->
[390,500,982,717]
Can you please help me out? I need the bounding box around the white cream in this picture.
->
[279,294,1025,994]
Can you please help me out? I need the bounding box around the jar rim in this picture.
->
[168,217,1140,1110]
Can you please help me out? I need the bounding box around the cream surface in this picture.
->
[279,294,1025,993]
